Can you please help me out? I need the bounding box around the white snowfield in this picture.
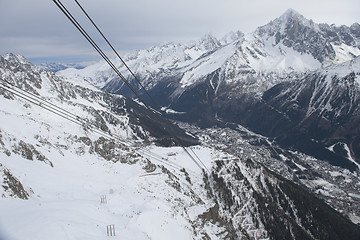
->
[324,54,360,81]
[0,136,213,240]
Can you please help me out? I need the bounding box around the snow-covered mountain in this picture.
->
[59,33,223,90]
[39,61,96,72]
[243,56,360,170]
[254,9,360,65]
[2,54,360,239]
[209,56,360,219]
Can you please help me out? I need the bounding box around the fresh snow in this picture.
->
[245,35,321,73]
[332,43,360,65]
[180,41,237,88]
[348,213,360,225]
[324,55,360,83]
[0,88,218,240]
[342,143,360,169]
[58,38,217,90]
[0,144,210,240]
[160,107,186,115]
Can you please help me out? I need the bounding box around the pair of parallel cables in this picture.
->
[0,79,199,177]
[52,0,209,173]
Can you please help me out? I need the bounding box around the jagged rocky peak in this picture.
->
[350,22,360,36]
[3,53,30,64]
[278,8,313,27]
[198,33,221,51]
[1,53,35,71]
[59,9,360,98]
[255,9,337,63]
[220,30,244,45]
[0,53,49,95]
[319,23,360,47]
[253,9,360,64]
[255,8,316,37]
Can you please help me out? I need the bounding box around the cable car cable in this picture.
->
[53,0,209,173]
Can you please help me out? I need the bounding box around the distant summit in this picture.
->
[220,30,244,45]
[198,33,221,51]
[39,61,96,72]
[254,9,359,63]
[279,8,306,22]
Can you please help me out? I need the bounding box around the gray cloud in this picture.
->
[0,0,359,64]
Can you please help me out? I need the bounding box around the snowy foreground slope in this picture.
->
[0,54,213,239]
[1,54,360,239]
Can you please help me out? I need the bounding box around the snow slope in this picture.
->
[0,54,220,239]
[0,135,214,240]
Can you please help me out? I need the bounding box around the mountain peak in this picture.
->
[253,9,330,62]
[280,8,303,21]
[256,9,319,37]
[199,33,221,51]
[1,53,35,72]
[220,30,244,45]
[276,9,318,33]
[3,53,32,65]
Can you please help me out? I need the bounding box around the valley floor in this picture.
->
[178,122,360,225]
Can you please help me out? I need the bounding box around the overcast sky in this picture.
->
[0,0,359,64]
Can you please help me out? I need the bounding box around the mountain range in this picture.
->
[60,9,360,90]
[39,61,96,72]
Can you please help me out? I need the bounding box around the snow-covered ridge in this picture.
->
[255,8,320,37]
[324,55,360,80]
[3,53,32,66]
[265,55,360,121]
[39,61,96,72]
[59,33,228,89]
